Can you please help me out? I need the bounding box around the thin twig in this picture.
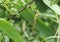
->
[18,0,34,13]
[32,13,39,35]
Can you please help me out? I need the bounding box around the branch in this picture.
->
[18,0,34,13]
[8,0,34,20]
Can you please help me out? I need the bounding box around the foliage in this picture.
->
[0,0,60,42]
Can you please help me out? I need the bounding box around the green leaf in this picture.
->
[50,0,59,5]
[0,19,24,42]
[35,0,57,19]
[43,0,60,15]
[35,0,49,13]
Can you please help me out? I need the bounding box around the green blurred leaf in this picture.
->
[0,19,24,42]
[43,0,60,15]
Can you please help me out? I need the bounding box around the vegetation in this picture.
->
[0,0,60,42]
